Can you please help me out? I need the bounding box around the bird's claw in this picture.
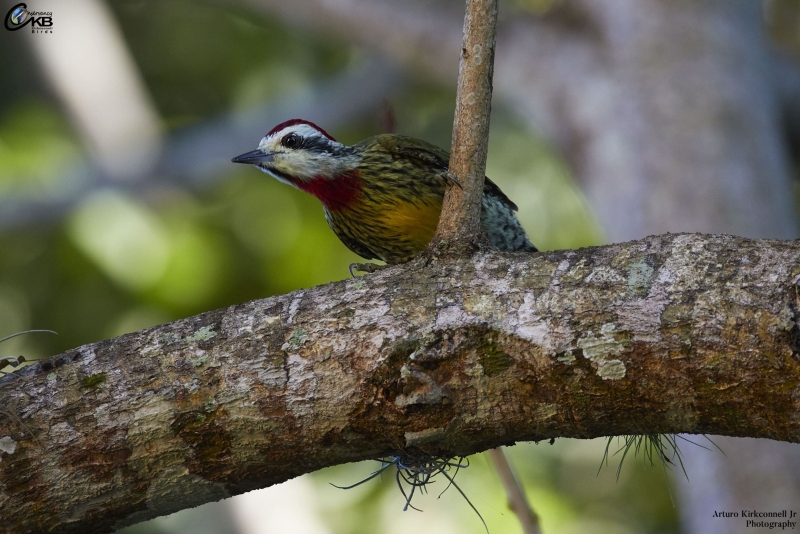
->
[349,263,387,277]
[436,171,463,190]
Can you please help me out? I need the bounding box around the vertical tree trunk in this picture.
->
[435,0,498,244]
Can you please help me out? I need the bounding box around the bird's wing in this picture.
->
[386,137,450,171]
[482,176,519,212]
[368,135,519,212]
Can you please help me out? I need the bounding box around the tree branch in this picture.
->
[1,233,799,533]
[488,448,541,534]
[434,0,498,244]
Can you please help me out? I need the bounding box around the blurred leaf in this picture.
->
[68,191,171,292]
[108,0,353,123]
[0,101,80,194]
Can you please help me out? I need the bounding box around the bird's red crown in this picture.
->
[266,119,336,141]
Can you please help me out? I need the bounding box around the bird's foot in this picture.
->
[436,171,463,190]
[349,263,387,277]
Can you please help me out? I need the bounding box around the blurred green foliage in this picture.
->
[0,101,80,193]
[109,0,353,125]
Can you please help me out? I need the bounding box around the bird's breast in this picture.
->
[378,199,442,250]
[325,195,443,264]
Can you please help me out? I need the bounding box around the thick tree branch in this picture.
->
[434,0,498,244]
[1,233,800,533]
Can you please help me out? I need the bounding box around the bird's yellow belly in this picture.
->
[380,199,442,251]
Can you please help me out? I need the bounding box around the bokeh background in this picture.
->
[1,0,799,533]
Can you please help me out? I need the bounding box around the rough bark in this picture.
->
[1,233,800,534]
[435,0,497,244]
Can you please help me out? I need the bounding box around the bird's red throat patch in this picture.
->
[295,172,362,212]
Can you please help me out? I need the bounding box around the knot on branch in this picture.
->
[395,364,447,407]
[422,232,492,267]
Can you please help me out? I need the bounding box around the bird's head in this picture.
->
[232,119,360,186]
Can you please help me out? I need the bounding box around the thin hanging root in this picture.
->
[439,467,488,533]
[438,457,468,498]
[397,468,421,512]
[0,330,58,374]
[598,433,725,484]
[0,329,57,345]
[329,461,394,490]
[331,454,487,533]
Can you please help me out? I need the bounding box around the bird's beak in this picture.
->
[231,150,274,164]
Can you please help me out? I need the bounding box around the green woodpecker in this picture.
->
[232,119,536,273]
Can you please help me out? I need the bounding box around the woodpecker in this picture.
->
[232,119,536,274]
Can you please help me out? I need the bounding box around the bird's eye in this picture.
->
[282,133,302,149]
